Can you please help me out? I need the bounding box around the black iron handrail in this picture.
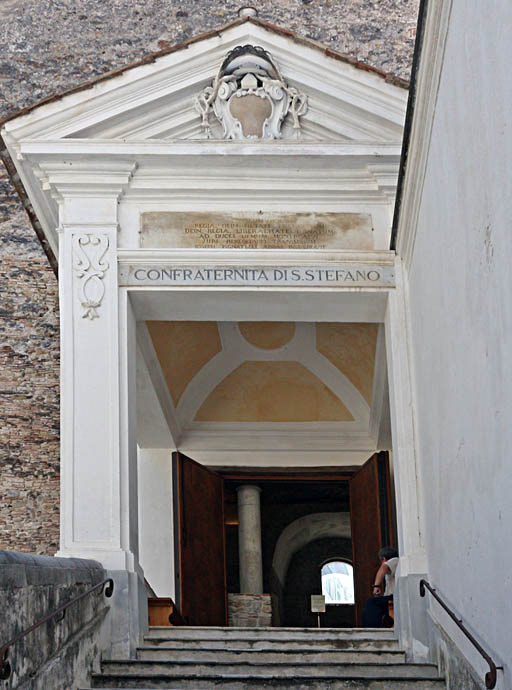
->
[420,579,501,689]
[0,577,114,681]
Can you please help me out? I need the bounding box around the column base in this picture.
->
[106,569,148,659]
[395,572,429,662]
[228,593,272,627]
[56,546,143,575]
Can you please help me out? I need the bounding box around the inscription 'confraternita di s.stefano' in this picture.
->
[119,265,395,288]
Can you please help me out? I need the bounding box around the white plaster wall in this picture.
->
[405,0,512,679]
[137,448,175,598]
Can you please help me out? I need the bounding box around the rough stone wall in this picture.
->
[0,0,419,556]
[0,177,60,555]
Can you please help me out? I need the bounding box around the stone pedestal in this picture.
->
[228,593,272,627]
[236,485,263,594]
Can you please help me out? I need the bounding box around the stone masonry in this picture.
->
[0,0,419,555]
[0,550,109,689]
[228,593,273,627]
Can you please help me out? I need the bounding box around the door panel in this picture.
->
[350,452,394,626]
[172,451,227,625]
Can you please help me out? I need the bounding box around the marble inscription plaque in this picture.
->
[140,212,373,250]
[119,264,395,288]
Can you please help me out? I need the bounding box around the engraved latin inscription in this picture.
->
[140,212,374,250]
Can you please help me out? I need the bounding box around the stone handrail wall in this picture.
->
[0,550,110,690]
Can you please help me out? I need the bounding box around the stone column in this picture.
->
[237,485,263,594]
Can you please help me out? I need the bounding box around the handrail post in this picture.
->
[419,579,501,689]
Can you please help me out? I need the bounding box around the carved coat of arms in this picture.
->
[195,44,307,140]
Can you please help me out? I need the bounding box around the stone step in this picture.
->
[142,636,400,651]
[98,660,440,680]
[88,675,446,689]
[145,626,397,643]
[137,646,406,664]
[145,626,398,649]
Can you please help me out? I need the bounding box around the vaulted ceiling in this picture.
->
[137,319,389,464]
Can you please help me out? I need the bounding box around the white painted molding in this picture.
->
[11,140,401,250]
[118,247,396,266]
[129,288,390,324]
[19,139,402,157]
[395,0,454,266]
[194,449,373,467]
[37,159,137,199]
[180,424,376,452]
[385,257,427,572]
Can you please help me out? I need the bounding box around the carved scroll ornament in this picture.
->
[195,44,307,140]
[72,234,109,320]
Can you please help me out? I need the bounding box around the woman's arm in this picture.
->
[371,561,390,596]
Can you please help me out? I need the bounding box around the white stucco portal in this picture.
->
[129,274,426,577]
[0,15,429,647]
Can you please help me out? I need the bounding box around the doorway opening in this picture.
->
[136,313,400,629]
[224,475,353,627]
[171,454,396,628]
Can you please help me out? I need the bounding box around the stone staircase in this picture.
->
[85,626,446,689]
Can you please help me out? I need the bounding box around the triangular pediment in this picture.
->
[1,16,407,260]
[2,17,407,144]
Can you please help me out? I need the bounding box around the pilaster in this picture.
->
[51,162,140,573]
[385,256,427,575]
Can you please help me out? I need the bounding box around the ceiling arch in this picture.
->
[143,319,382,456]
[194,361,354,423]
[172,321,372,426]
[272,512,351,587]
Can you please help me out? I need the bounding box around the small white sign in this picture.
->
[119,264,394,288]
[311,594,326,613]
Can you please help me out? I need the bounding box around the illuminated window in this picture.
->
[321,560,355,604]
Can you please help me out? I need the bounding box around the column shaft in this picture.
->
[237,485,263,594]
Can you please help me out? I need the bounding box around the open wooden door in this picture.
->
[350,451,395,626]
[172,451,227,625]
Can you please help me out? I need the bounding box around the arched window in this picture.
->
[321,560,355,604]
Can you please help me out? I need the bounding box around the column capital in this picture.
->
[236,484,262,493]
[37,159,137,200]
[36,159,137,225]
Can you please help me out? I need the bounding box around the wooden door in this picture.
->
[172,451,227,626]
[350,452,395,626]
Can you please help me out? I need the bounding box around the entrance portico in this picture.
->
[1,13,426,653]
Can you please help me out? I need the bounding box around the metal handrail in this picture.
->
[420,579,501,689]
[0,577,114,681]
